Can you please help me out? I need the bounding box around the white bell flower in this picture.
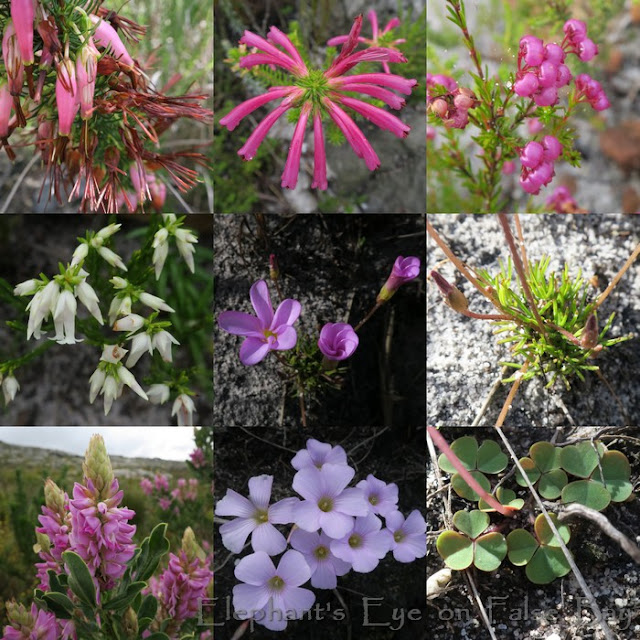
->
[171,393,196,426]
[147,383,170,405]
[52,290,81,344]
[2,375,20,405]
[139,292,175,313]
[96,246,127,271]
[174,228,197,273]
[151,330,180,362]
[113,313,145,333]
[126,332,153,367]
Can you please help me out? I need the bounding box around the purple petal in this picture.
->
[248,475,273,509]
[293,500,321,532]
[276,549,312,586]
[277,585,316,616]
[333,487,368,516]
[234,550,275,586]
[233,583,270,613]
[271,298,301,329]
[290,528,320,554]
[260,599,288,631]
[239,337,271,365]
[326,444,348,465]
[306,439,332,464]
[321,463,355,497]
[269,497,299,524]
[384,510,404,531]
[320,511,354,539]
[292,467,323,501]
[251,523,287,555]
[355,512,383,535]
[250,280,274,326]
[394,535,425,562]
[291,448,313,470]
[218,311,262,337]
[272,325,297,351]
[330,554,352,576]
[220,517,257,553]
[404,509,427,534]
[310,562,338,589]
[329,538,354,564]
[352,550,382,573]
[365,530,391,558]
[215,489,255,517]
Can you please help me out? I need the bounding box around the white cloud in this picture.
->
[0,427,197,461]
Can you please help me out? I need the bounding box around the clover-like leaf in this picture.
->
[538,468,568,499]
[592,450,632,503]
[451,470,491,501]
[438,436,478,473]
[525,545,571,584]
[476,440,508,474]
[529,441,561,473]
[436,531,473,570]
[560,441,606,478]
[515,457,541,486]
[562,479,611,511]
[534,513,571,547]
[474,532,507,572]
[506,529,538,566]
[478,487,524,512]
[453,510,490,539]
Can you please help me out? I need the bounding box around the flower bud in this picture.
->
[377,256,421,303]
[83,434,114,495]
[318,322,359,362]
[430,270,468,313]
[123,607,138,638]
[44,478,67,514]
[2,375,20,405]
[429,98,448,118]
[0,81,12,138]
[182,526,206,563]
[580,314,598,349]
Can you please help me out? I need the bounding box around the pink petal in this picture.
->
[339,82,405,109]
[281,102,311,189]
[249,280,274,326]
[272,325,297,351]
[326,35,349,46]
[238,101,295,161]
[327,47,407,78]
[219,87,298,131]
[367,10,379,38]
[311,111,328,190]
[271,298,301,328]
[267,27,308,75]
[383,18,401,33]
[239,337,271,366]
[248,474,273,509]
[331,73,417,95]
[276,549,312,586]
[239,30,299,74]
[235,550,275,586]
[338,96,410,137]
[218,311,262,337]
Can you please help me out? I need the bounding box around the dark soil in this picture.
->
[214,425,426,640]
[213,214,426,428]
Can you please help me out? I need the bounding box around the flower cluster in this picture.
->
[546,185,585,213]
[140,473,200,515]
[519,135,563,195]
[152,214,199,279]
[428,82,477,129]
[215,438,426,632]
[574,73,610,112]
[562,19,598,62]
[219,15,416,190]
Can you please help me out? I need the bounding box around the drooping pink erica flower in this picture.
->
[218,279,301,366]
[377,255,421,302]
[327,10,406,74]
[219,15,416,190]
[519,135,562,195]
[10,0,34,66]
[76,38,99,120]
[55,57,79,137]
[574,73,610,112]
[546,185,586,213]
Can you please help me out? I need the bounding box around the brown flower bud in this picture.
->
[430,98,448,118]
[580,314,599,349]
[430,270,469,313]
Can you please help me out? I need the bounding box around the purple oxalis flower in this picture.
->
[290,528,351,589]
[292,463,368,538]
[291,438,348,471]
[233,550,315,631]
[215,474,295,554]
[377,255,421,302]
[318,322,359,361]
[381,509,426,563]
[330,512,391,573]
[356,474,399,518]
[218,279,301,366]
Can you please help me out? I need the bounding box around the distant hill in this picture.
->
[0,440,189,479]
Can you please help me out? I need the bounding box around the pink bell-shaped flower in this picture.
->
[76,38,99,119]
[10,0,35,65]
[55,57,79,136]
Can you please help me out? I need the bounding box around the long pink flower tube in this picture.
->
[218,14,416,190]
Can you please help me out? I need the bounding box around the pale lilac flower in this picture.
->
[381,509,426,563]
[356,474,399,517]
[377,255,421,302]
[330,512,391,573]
[215,474,295,554]
[2,375,19,405]
[291,438,348,471]
[218,280,301,366]
[172,393,196,426]
[290,528,351,589]
[152,330,180,362]
[292,463,368,538]
[158,497,172,511]
[233,550,315,631]
[318,322,359,361]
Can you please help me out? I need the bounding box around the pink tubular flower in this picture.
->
[219,15,416,190]
[0,81,12,139]
[10,0,34,65]
[574,73,610,111]
[90,15,134,69]
[318,323,359,361]
[218,279,301,366]
[327,10,406,74]
[377,255,421,303]
[56,57,79,137]
[519,135,562,195]
[76,38,99,120]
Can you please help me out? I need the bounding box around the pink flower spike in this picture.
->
[240,30,300,75]
[282,101,311,189]
[339,82,406,109]
[312,111,328,190]
[338,73,417,95]
[219,86,298,131]
[337,96,410,138]
[324,98,380,171]
[10,0,34,65]
[267,26,309,75]
[56,57,79,137]
[238,99,296,161]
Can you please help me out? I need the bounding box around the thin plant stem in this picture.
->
[513,214,529,273]
[497,214,547,338]
[353,302,381,332]
[494,360,530,427]
[460,309,512,321]
[592,242,640,311]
